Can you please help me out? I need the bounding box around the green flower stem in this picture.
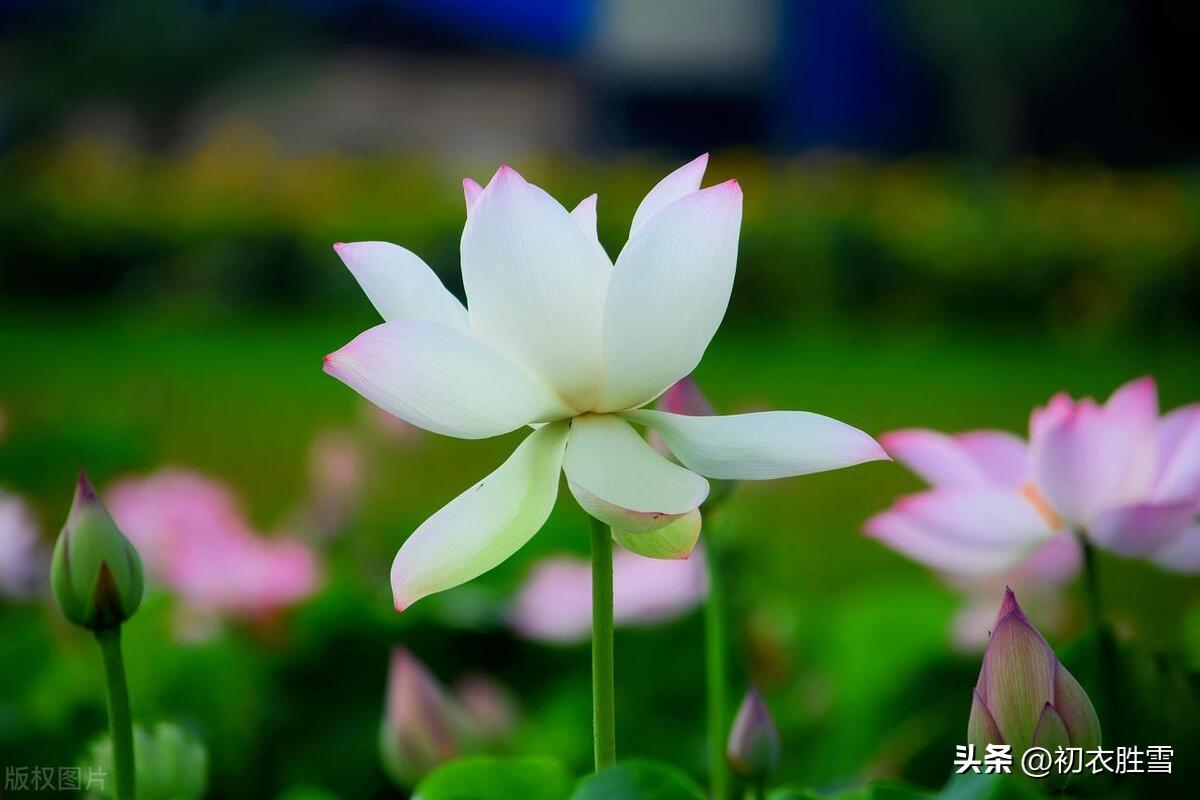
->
[95,626,135,800]
[590,516,616,771]
[1078,532,1103,631]
[703,518,733,800]
[1078,530,1121,740]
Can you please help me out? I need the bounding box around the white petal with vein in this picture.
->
[391,422,569,610]
[626,409,887,480]
[630,154,709,236]
[334,242,468,332]
[324,320,568,439]
[598,181,742,411]
[563,414,708,532]
[461,167,611,410]
[613,510,702,560]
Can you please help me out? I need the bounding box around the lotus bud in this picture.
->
[379,648,470,788]
[726,685,781,781]
[658,376,718,417]
[455,674,517,743]
[655,377,735,507]
[968,588,1101,760]
[84,721,208,800]
[50,471,144,630]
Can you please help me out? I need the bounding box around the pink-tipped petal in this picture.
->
[865,489,1055,578]
[1153,403,1200,502]
[992,585,1023,627]
[563,414,708,532]
[461,166,611,410]
[1086,500,1196,557]
[1031,389,1157,526]
[334,242,468,331]
[463,178,483,216]
[896,490,1057,547]
[1150,523,1200,573]
[391,422,569,611]
[324,321,568,440]
[866,511,1030,578]
[626,408,887,480]
[1104,375,1158,424]
[630,153,709,236]
[597,181,742,412]
[882,429,1009,490]
[954,431,1030,487]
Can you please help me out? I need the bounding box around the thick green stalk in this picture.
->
[703,523,733,800]
[95,627,135,800]
[590,517,616,770]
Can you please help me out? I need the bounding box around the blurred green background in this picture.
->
[1,1,1199,798]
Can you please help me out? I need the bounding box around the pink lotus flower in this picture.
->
[324,157,886,611]
[866,377,1200,576]
[510,546,708,643]
[949,536,1080,652]
[0,490,41,599]
[106,470,320,621]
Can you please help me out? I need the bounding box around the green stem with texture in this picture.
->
[590,517,616,771]
[703,519,733,800]
[96,626,135,800]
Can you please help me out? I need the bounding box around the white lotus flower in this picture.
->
[324,156,887,611]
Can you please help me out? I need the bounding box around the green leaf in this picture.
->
[937,773,1041,800]
[570,760,706,800]
[767,788,824,800]
[867,779,934,799]
[413,756,573,800]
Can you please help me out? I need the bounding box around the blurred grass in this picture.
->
[2,310,1199,796]
[3,133,1199,337]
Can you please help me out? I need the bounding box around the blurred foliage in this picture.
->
[1,314,1198,798]
[83,720,209,800]
[414,755,575,800]
[1,134,1198,338]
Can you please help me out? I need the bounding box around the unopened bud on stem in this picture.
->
[51,471,144,630]
[726,685,780,782]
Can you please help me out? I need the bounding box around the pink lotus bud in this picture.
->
[658,377,717,417]
[726,686,781,781]
[306,429,365,538]
[379,648,469,788]
[454,674,517,743]
[968,589,1101,762]
[655,377,735,506]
